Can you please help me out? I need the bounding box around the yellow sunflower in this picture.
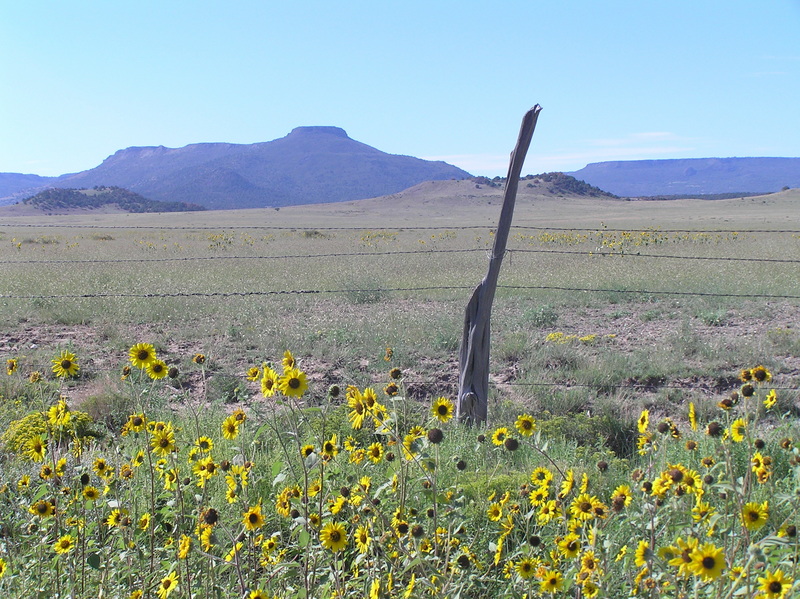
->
[320,521,348,552]
[515,557,537,579]
[221,415,239,440]
[689,542,725,581]
[245,366,261,381]
[321,434,339,459]
[354,524,371,554]
[431,397,455,423]
[53,534,76,554]
[531,466,554,486]
[242,505,265,531]
[151,428,176,456]
[751,365,772,382]
[741,501,769,531]
[637,409,650,433]
[156,571,179,599]
[25,435,47,462]
[278,367,308,398]
[195,436,213,452]
[757,569,793,599]
[146,359,168,380]
[367,442,383,463]
[730,418,747,443]
[30,499,55,518]
[515,413,537,436]
[129,343,157,369]
[52,350,79,378]
[557,533,581,559]
[491,427,510,446]
[539,569,564,594]
[348,391,367,430]
[570,493,598,521]
[261,366,278,397]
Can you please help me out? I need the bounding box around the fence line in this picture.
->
[1,246,799,266]
[3,222,800,234]
[2,284,799,301]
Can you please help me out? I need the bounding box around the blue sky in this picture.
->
[2,1,799,177]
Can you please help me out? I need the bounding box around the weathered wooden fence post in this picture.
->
[456,105,542,424]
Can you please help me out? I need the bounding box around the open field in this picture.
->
[1,186,800,597]
[1,186,798,414]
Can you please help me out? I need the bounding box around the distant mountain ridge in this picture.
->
[568,157,800,197]
[0,127,471,210]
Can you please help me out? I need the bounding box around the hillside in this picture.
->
[568,157,800,197]
[15,127,470,210]
[19,186,205,214]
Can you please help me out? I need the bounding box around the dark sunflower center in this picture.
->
[329,531,340,542]
[61,360,72,369]
[153,364,164,373]
[288,377,300,389]
[249,513,259,523]
[770,581,783,593]
[748,511,759,521]
[702,556,716,569]
[137,350,150,360]
[580,502,592,512]
[437,405,448,415]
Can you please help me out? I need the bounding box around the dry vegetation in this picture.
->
[1,185,799,597]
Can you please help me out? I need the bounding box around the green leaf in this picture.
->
[87,552,101,569]
[298,530,310,548]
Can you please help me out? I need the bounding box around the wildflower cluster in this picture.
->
[0,350,798,598]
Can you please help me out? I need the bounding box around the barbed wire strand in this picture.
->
[2,222,800,234]
[1,246,799,266]
[1,284,799,300]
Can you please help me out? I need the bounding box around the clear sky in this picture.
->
[2,1,799,178]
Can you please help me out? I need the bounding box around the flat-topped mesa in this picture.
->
[287,126,349,138]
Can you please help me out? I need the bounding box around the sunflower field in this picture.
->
[1,342,799,599]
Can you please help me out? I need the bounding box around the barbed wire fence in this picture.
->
[1,221,798,401]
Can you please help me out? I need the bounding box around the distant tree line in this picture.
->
[23,186,206,212]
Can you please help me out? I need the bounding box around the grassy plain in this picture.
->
[1,185,799,419]
[1,184,800,597]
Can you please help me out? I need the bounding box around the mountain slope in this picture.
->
[0,173,59,203]
[49,126,470,209]
[20,186,205,213]
[568,157,800,197]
